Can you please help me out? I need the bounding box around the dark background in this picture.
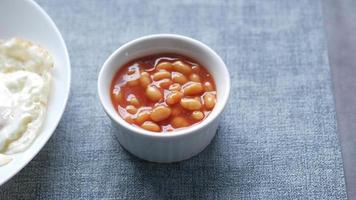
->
[323,0,356,199]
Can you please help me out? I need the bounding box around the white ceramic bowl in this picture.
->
[98,34,230,162]
[0,0,71,185]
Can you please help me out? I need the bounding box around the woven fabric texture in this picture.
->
[0,0,347,199]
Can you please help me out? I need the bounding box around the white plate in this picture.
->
[0,0,71,185]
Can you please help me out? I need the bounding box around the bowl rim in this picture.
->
[98,34,230,138]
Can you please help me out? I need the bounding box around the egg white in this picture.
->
[0,38,53,166]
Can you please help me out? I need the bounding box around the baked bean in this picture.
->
[141,121,161,132]
[204,81,214,92]
[169,83,181,91]
[180,98,202,110]
[192,65,201,72]
[171,116,190,128]
[166,91,183,105]
[127,79,140,86]
[146,85,162,102]
[153,70,171,81]
[172,72,188,84]
[127,95,140,107]
[203,93,216,110]
[191,111,204,121]
[183,82,204,96]
[111,53,217,132]
[159,79,173,89]
[112,90,122,103]
[135,110,151,124]
[139,72,151,88]
[156,62,173,71]
[189,73,201,82]
[125,116,134,124]
[172,61,192,75]
[151,105,172,122]
[126,105,137,114]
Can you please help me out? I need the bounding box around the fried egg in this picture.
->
[0,38,53,166]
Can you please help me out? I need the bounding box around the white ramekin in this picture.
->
[98,34,230,163]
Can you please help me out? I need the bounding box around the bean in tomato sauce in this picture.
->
[110,53,216,132]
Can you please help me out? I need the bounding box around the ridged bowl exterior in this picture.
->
[109,115,220,162]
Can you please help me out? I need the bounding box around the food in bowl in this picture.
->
[0,38,53,166]
[99,34,230,162]
[110,53,217,132]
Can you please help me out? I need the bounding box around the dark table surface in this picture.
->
[323,0,356,199]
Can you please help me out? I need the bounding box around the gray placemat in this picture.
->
[0,0,347,199]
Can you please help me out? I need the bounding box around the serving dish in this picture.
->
[98,34,230,162]
[0,0,71,185]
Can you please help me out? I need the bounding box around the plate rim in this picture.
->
[0,0,71,186]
